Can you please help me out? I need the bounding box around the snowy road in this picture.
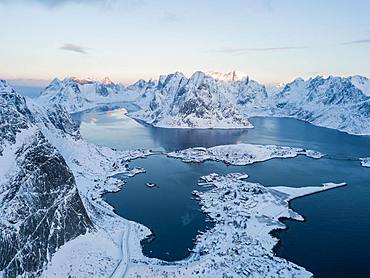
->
[86,186,133,278]
[110,221,131,278]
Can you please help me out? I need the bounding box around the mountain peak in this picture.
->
[190,71,206,84]
[0,79,8,89]
[206,70,248,82]
[61,76,115,85]
[39,76,124,113]
[68,77,95,85]
[0,79,17,95]
[101,77,113,85]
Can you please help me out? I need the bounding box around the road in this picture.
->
[110,220,131,278]
[87,189,132,278]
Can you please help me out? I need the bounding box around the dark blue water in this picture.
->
[76,106,370,158]
[78,107,370,277]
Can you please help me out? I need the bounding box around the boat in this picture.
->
[146,182,156,188]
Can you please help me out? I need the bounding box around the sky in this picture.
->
[1,0,370,86]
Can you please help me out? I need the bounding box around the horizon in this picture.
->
[1,0,370,86]
[5,70,370,89]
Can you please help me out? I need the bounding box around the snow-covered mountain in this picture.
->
[230,77,268,113]
[0,80,93,277]
[131,71,253,128]
[350,75,370,97]
[132,72,370,134]
[37,77,126,113]
[36,72,370,135]
[269,75,370,135]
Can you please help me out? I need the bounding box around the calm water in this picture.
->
[76,107,370,277]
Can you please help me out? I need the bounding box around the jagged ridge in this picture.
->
[0,81,93,277]
[36,72,370,134]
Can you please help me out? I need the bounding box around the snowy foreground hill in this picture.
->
[37,71,370,135]
[0,80,92,276]
[0,80,150,277]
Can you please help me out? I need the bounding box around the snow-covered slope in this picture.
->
[0,80,93,277]
[269,75,370,135]
[37,77,126,113]
[0,80,153,277]
[0,80,34,155]
[231,77,268,114]
[132,72,370,134]
[350,75,370,97]
[123,78,157,108]
[131,71,254,128]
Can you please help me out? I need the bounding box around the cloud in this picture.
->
[60,43,88,54]
[212,46,307,55]
[340,39,370,45]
